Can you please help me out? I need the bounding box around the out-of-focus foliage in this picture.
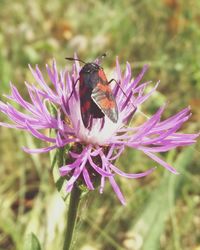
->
[0,1,199,249]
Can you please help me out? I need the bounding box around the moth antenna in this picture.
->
[101,53,107,59]
[96,53,107,65]
[65,57,86,64]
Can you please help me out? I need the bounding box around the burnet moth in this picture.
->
[66,55,118,128]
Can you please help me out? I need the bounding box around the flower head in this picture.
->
[0,57,198,205]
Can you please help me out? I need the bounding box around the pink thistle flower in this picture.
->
[0,58,198,205]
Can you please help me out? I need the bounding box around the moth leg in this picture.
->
[68,78,80,100]
[99,117,105,131]
[108,78,118,85]
[109,78,136,110]
[123,107,138,125]
[87,116,93,130]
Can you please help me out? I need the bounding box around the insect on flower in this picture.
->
[0,56,198,205]
[65,55,118,129]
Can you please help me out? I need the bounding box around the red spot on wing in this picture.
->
[98,69,107,82]
[80,85,88,96]
[81,100,91,113]
[99,98,116,109]
[96,83,111,93]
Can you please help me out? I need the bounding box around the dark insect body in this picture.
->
[66,57,118,128]
[79,62,118,128]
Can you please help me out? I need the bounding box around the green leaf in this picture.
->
[23,233,42,250]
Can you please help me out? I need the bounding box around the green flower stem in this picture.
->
[63,185,82,250]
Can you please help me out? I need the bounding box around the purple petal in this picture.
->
[59,165,76,176]
[6,103,36,123]
[142,150,179,174]
[29,64,57,99]
[141,120,189,145]
[22,145,57,154]
[69,151,81,159]
[25,122,56,143]
[88,155,113,177]
[9,84,38,115]
[132,81,151,95]
[151,107,190,132]
[90,148,102,156]
[126,64,148,93]
[120,91,133,111]
[82,168,94,190]
[0,122,24,129]
[136,81,159,105]
[59,158,82,176]
[131,105,165,141]
[100,176,105,194]
[109,163,156,178]
[108,146,125,161]
[25,82,56,104]
[56,132,64,147]
[0,100,8,113]
[113,57,122,97]
[46,59,59,90]
[65,157,87,192]
[108,176,126,205]
[106,145,115,158]
[138,145,180,152]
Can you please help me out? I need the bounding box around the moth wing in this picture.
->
[91,84,118,123]
[80,88,92,128]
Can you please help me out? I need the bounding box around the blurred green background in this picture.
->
[0,1,200,250]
